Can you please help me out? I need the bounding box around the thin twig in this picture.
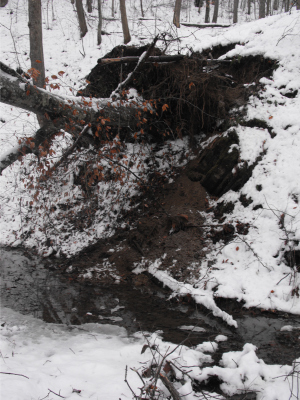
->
[0,371,29,379]
[47,389,65,398]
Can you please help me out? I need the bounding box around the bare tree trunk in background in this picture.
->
[0,0,9,7]
[28,0,46,127]
[259,0,265,17]
[204,0,210,22]
[273,0,278,10]
[297,0,300,10]
[120,0,131,44]
[173,0,182,28]
[76,0,88,37]
[212,0,219,22]
[111,0,114,17]
[266,0,271,14]
[247,0,251,14]
[284,0,290,11]
[233,0,239,22]
[140,0,144,17]
[87,0,92,13]
[97,0,102,45]
[28,0,45,89]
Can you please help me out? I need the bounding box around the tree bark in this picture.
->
[140,0,144,17]
[297,0,300,10]
[0,64,139,174]
[284,0,290,11]
[111,0,114,17]
[233,0,239,23]
[247,0,251,14]
[212,0,219,23]
[273,0,278,10]
[120,0,131,44]
[76,0,88,38]
[87,0,92,13]
[173,0,182,28]
[97,0,102,45]
[204,0,210,23]
[0,0,9,7]
[28,0,45,90]
[259,0,266,17]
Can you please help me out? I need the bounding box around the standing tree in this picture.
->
[87,0,92,13]
[233,0,239,22]
[205,0,210,22]
[140,0,144,18]
[212,0,219,23]
[259,0,266,17]
[247,0,251,14]
[28,0,45,127]
[97,0,102,45]
[173,0,182,28]
[297,0,300,10]
[76,0,88,37]
[120,0,131,44]
[28,0,45,89]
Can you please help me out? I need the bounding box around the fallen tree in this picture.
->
[0,61,139,174]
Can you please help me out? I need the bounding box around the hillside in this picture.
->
[0,1,300,399]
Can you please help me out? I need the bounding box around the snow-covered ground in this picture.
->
[1,1,300,398]
[1,307,299,400]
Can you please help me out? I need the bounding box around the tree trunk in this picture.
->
[87,0,92,12]
[0,0,9,7]
[247,0,251,14]
[76,0,88,38]
[97,0,102,45]
[120,0,131,44]
[297,0,300,10]
[28,0,46,127]
[233,0,239,22]
[204,0,210,23]
[111,0,114,17]
[173,0,182,28]
[28,0,45,90]
[0,64,139,174]
[140,0,144,17]
[284,0,290,11]
[266,0,271,14]
[212,0,219,23]
[259,0,265,17]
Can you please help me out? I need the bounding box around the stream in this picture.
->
[1,247,299,367]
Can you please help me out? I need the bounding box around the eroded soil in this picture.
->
[1,161,300,371]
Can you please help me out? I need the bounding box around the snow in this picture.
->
[0,0,300,398]
[2,307,299,400]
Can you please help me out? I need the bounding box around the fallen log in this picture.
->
[0,62,140,174]
[181,22,231,28]
[98,54,184,64]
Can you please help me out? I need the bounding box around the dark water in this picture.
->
[1,247,299,365]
